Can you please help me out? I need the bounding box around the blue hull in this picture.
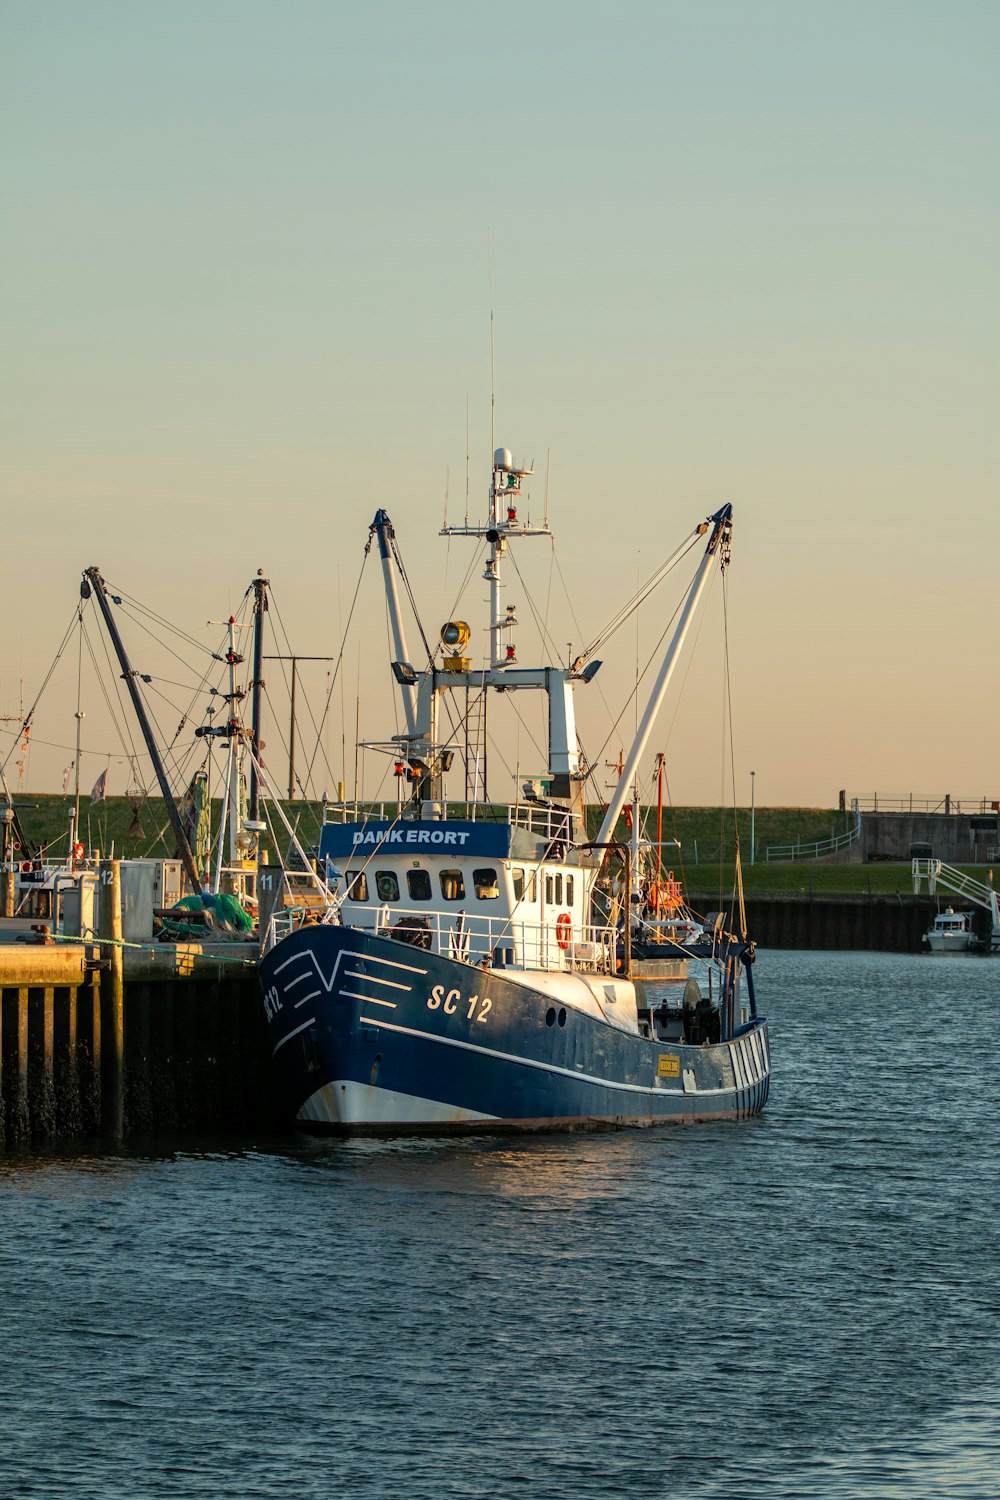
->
[258,925,770,1132]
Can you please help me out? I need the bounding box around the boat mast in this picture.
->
[654,751,665,915]
[248,570,268,825]
[596,505,732,848]
[82,566,203,893]
[212,615,244,896]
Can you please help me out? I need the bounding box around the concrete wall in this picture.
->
[861,812,999,864]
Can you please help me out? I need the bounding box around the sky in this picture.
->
[2,0,998,812]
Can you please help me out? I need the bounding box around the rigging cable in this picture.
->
[722,572,747,940]
[301,544,371,796]
[0,603,82,779]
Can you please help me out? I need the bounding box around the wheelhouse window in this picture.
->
[545,874,553,904]
[406,869,432,900]
[439,869,465,901]
[512,867,525,902]
[375,871,399,901]
[529,870,537,902]
[347,870,368,901]
[565,874,574,904]
[473,868,500,900]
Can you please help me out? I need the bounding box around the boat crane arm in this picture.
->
[595,505,732,849]
[370,510,419,739]
[82,565,204,894]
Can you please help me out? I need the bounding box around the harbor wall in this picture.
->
[861,811,998,864]
[689,891,981,953]
[0,943,280,1151]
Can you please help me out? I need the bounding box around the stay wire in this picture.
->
[0,602,81,778]
[266,588,332,800]
[578,532,701,663]
[302,546,371,795]
[105,584,221,660]
[722,575,747,939]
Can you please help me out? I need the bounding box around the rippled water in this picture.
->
[2,950,999,1499]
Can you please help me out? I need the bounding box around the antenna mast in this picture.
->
[488,230,496,460]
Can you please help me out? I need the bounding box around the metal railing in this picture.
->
[851,795,999,815]
[765,810,863,863]
[911,859,1000,928]
[263,902,616,973]
[507,804,577,841]
[371,907,616,973]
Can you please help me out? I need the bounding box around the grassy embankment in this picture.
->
[8,794,991,896]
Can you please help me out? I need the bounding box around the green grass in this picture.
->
[12,795,987,898]
[8,794,848,863]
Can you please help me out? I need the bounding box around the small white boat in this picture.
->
[923,907,978,953]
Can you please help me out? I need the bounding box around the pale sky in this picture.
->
[3,1,998,810]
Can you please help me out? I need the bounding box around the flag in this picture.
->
[90,769,108,805]
[62,762,74,794]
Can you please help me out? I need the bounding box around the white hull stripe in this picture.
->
[272,1016,316,1056]
[344,969,411,991]
[274,945,427,992]
[358,1014,736,1099]
[294,989,322,1009]
[341,991,397,1009]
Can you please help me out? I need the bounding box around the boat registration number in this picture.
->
[427,985,492,1023]
[658,1053,679,1078]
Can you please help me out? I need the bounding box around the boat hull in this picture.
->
[258,924,770,1133]
[925,933,975,953]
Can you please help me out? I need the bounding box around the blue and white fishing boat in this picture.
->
[258,449,770,1132]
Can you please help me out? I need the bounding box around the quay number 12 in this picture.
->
[427,986,492,1023]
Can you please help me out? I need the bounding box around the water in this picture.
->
[2,950,999,1499]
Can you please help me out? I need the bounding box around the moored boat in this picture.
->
[923,907,978,953]
[258,448,770,1132]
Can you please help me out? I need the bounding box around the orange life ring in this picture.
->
[555,913,572,950]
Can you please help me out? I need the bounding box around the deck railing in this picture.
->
[265,901,616,973]
[371,907,616,973]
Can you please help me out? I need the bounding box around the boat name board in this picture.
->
[320,821,513,860]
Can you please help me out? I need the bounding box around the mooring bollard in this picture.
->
[98,859,124,1138]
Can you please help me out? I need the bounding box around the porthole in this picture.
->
[558,1008,567,1028]
[545,1007,556,1027]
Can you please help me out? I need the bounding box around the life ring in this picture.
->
[73,842,84,860]
[556,913,572,950]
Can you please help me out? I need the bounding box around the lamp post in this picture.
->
[750,770,756,866]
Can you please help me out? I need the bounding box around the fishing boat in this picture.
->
[257,449,770,1131]
[923,907,979,953]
